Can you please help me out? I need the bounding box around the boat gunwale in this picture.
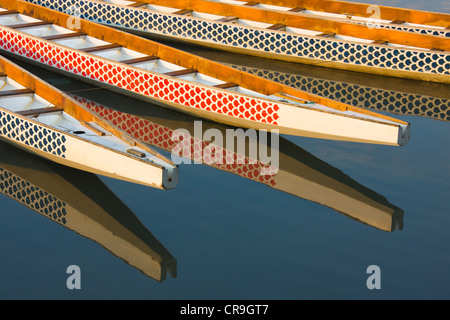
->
[0,23,412,130]
[1,0,412,128]
[83,0,450,51]
[0,55,175,170]
[30,0,450,83]
[27,0,448,89]
[228,0,450,27]
[137,0,450,28]
[127,0,450,46]
[74,96,403,233]
[0,106,170,172]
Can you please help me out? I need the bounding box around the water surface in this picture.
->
[0,0,448,300]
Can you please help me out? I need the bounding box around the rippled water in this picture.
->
[0,0,448,300]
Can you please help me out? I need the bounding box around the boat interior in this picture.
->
[1,6,398,120]
[95,0,448,51]
[0,60,170,168]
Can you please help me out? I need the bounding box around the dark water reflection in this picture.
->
[0,141,176,283]
[0,0,449,300]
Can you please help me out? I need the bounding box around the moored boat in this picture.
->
[185,46,450,122]
[199,0,450,37]
[0,0,410,146]
[234,64,450,122]
[0,54,178,189]
[24,0,450,83]
[65,87,403,232]
[0,140,177,282]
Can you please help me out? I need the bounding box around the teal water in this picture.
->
[0,0,448,300]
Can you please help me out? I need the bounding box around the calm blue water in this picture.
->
[0,0,448,300]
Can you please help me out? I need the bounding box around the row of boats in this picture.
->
[2,60,416,279]
[0,127,403,281]
[0,2,447,198]
[28,0,450,83]
[0,0,447,185]
[0,0,447,279]
[0,75,406,281]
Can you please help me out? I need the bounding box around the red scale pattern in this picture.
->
[0,27,280,125]
[74,96,277,185]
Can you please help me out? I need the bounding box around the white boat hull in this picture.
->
[25,0,450,84]
[0,29,409,146]
[0,108,177,188]
[0,0,411,146]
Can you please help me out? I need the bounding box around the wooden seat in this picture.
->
[0,10,17,16]
[372,39,389,45]
[128,2,147,8]
[118,55,159,65]
[80,43,122,53]
[0,88,34,97]
[318,32,336,38]
[288,7,305,12]
[267,23,286,31]
[7,21,53,29]
[164,68,197,77]
[214,82,238,89]
[274,92,309,104]
[81,121,106,136]
[127,148,146,158]
[216,16,238,23]
[173,9,193,15]
[17,107,63,116]
[42,31,86,41]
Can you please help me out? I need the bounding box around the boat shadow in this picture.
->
[69,88,405,233]
[0,140,177,283]
[12,57,404,232]
[163,41,450,122]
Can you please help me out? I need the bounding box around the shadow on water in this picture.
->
[9,59,405,232]
[162,41,450,122]
[75,93,404,232]
[0,140,177,283]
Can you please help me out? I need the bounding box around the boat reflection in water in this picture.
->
[0,140,177,282]
[69,89,404,232]
[174,44,450,122]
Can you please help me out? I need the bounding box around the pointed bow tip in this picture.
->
[398,123,411,146]
[391,208,404,232]
[162,165,179,190]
